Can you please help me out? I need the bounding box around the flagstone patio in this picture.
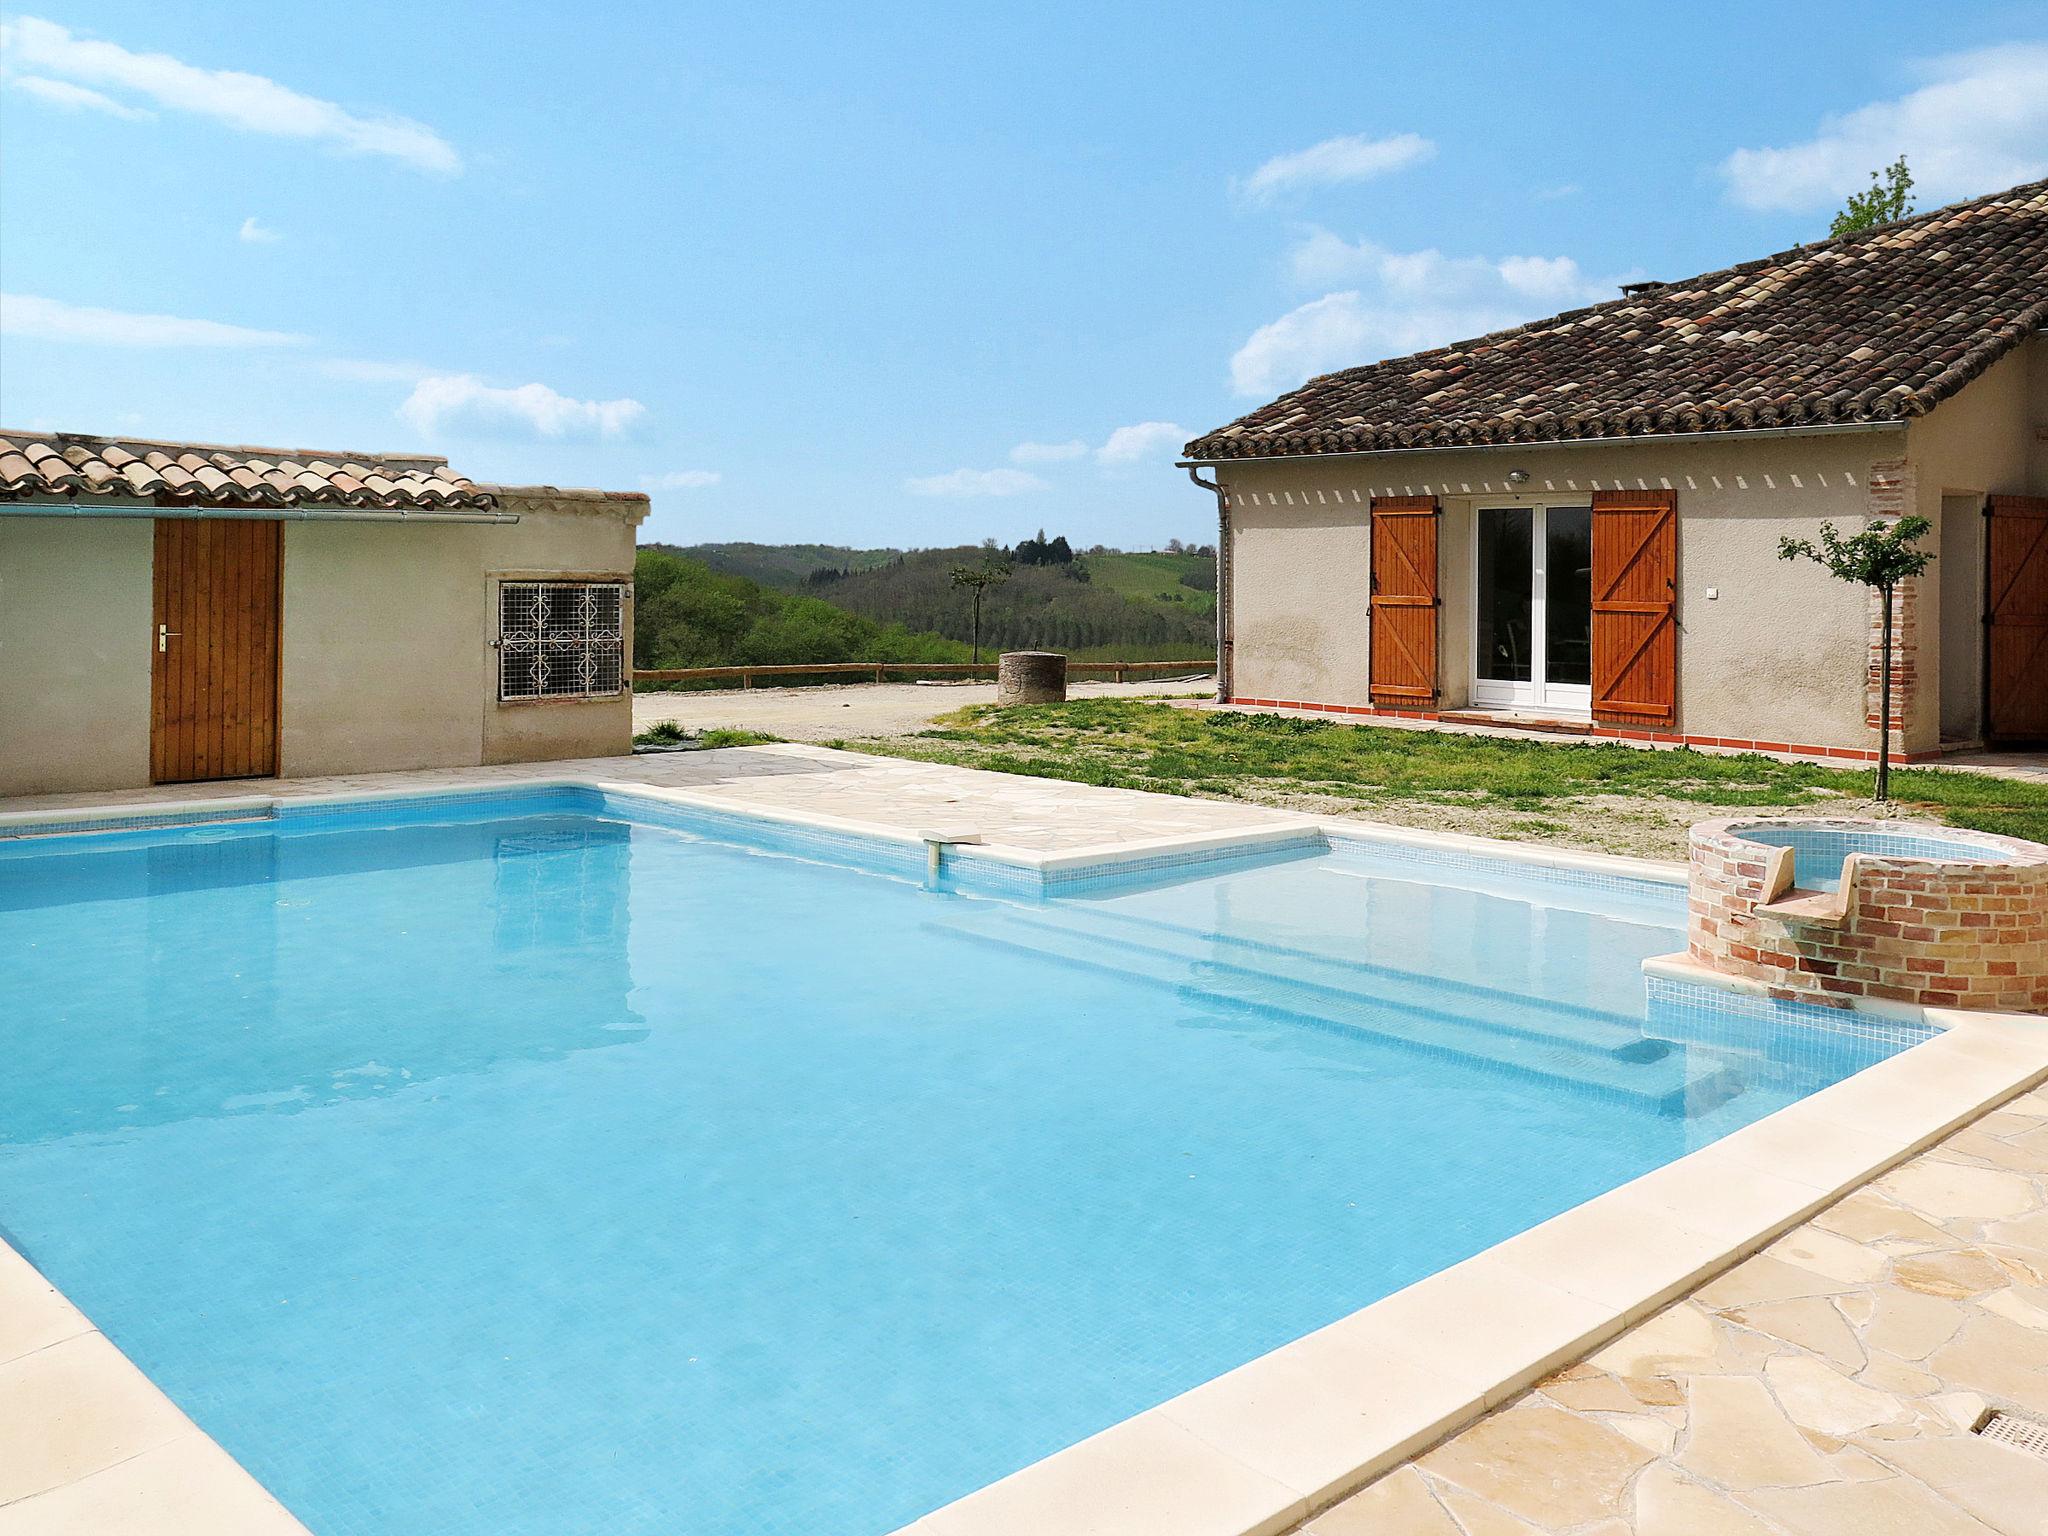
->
[1293,1082,2048,1536]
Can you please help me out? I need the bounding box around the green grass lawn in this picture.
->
[845,700,2048,859]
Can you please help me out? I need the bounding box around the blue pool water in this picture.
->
[0,793,1930,1535]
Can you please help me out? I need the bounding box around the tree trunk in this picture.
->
[971,593,982,665]
[1876,585,1893,803]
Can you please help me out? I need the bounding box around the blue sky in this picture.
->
[3,3,2045,549]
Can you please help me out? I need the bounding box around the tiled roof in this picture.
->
[0,430,499,510]
[1185,178,2048,461]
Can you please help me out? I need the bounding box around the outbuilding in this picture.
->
[1183,179,2048,761]
[0,432,647,796]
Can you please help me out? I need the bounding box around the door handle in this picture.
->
[158,623,179,652]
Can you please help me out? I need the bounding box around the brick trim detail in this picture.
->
[1686,817,2048,1014]
[1863,458,1921,737]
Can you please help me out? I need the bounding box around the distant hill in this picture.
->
[800,545,1215,659]
[634,548,964,671]
[664,541,900,591]
[637,537,1217,669]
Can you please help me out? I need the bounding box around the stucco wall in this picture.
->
[1226,496,1374,708]
[1906,337,2048,746]
[280,491,641,777]
[0,488,643,797]
[478,491,640,767]
[1217,431,1893,751]
[0,510,153,795]
[2034,338,2048,494]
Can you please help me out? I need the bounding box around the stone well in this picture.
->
[995,651,1067,706]
[1686,817,2048,1013]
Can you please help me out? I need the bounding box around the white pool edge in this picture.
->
[889,967,2048,1536]
[2,771,2038,1536]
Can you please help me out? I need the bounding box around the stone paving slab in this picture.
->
[1291,1082,2048,1536]
[0,743,1310,856]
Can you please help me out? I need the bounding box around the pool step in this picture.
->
[932,906,1738,1115]
[1053,905,1665,1062]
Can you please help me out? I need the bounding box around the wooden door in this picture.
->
[1986,495,2048,743]
[1590,490,1677,724]
[1369,495,1439,706]
[151,517,281,783]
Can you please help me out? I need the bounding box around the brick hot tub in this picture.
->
[1687,817,2048,1013]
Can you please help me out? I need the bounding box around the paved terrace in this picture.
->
[3,750,2044,1536]
[1294,1083,2048,1536]
[0,742,1307,854]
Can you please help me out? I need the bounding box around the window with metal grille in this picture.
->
[497,581,626,701]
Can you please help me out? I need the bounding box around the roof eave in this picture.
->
[1179,417,1909,469]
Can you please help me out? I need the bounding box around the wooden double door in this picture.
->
[150,517,282,783]
[1987,496,2048,744]
[1368,490,1677,725]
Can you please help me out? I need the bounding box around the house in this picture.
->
[1182,179,2048,760]
[0,432,648,797]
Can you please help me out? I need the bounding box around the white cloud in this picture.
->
[1096,421,1188,465]
[1010,438,1089,463]
[1238,132,1434,202]
[0,16,461,174]
[903,467,1045,498]
[642,470,721,490]
[1720,42,2048,211]
[399,374,645,439]
[7,73,151,119]
[1234,234,1619,396]
[0,291,305,348]
[238,216,281,244]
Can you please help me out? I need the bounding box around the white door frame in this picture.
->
[1470,500,1593,717]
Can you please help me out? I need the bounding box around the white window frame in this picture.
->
[495,579,628,703]
[1470,501,1593,717]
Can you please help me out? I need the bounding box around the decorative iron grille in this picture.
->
[498,581,625,701]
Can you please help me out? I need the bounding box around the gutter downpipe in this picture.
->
[1184,466,1231,703]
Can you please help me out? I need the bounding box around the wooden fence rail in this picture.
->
[633,659,1213,690]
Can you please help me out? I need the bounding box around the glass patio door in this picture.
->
[1473,504,1592,714]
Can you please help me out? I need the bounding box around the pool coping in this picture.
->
[0,767,2039,1536]
[886,970,2048,1536]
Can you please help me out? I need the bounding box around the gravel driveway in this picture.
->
[632,676,1216,742]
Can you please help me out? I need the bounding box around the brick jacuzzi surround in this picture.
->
[1686,816,2048,1012]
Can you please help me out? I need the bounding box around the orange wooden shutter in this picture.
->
[1590,489,1677,724]
[1986,495,2048,742]
[1369,495,1439,706]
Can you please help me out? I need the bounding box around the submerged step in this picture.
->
[999,904,1667,1062]
[931,905,1737,1115]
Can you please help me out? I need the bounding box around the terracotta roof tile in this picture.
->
[0,431,498,511]
[1185,178,2048,461]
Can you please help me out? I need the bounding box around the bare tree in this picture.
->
[1778,516,1934,801]
[949,558,1011,664]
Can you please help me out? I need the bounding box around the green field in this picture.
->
[1085,552,1216,615]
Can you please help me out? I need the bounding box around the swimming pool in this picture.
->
[0,790,1932,1536]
